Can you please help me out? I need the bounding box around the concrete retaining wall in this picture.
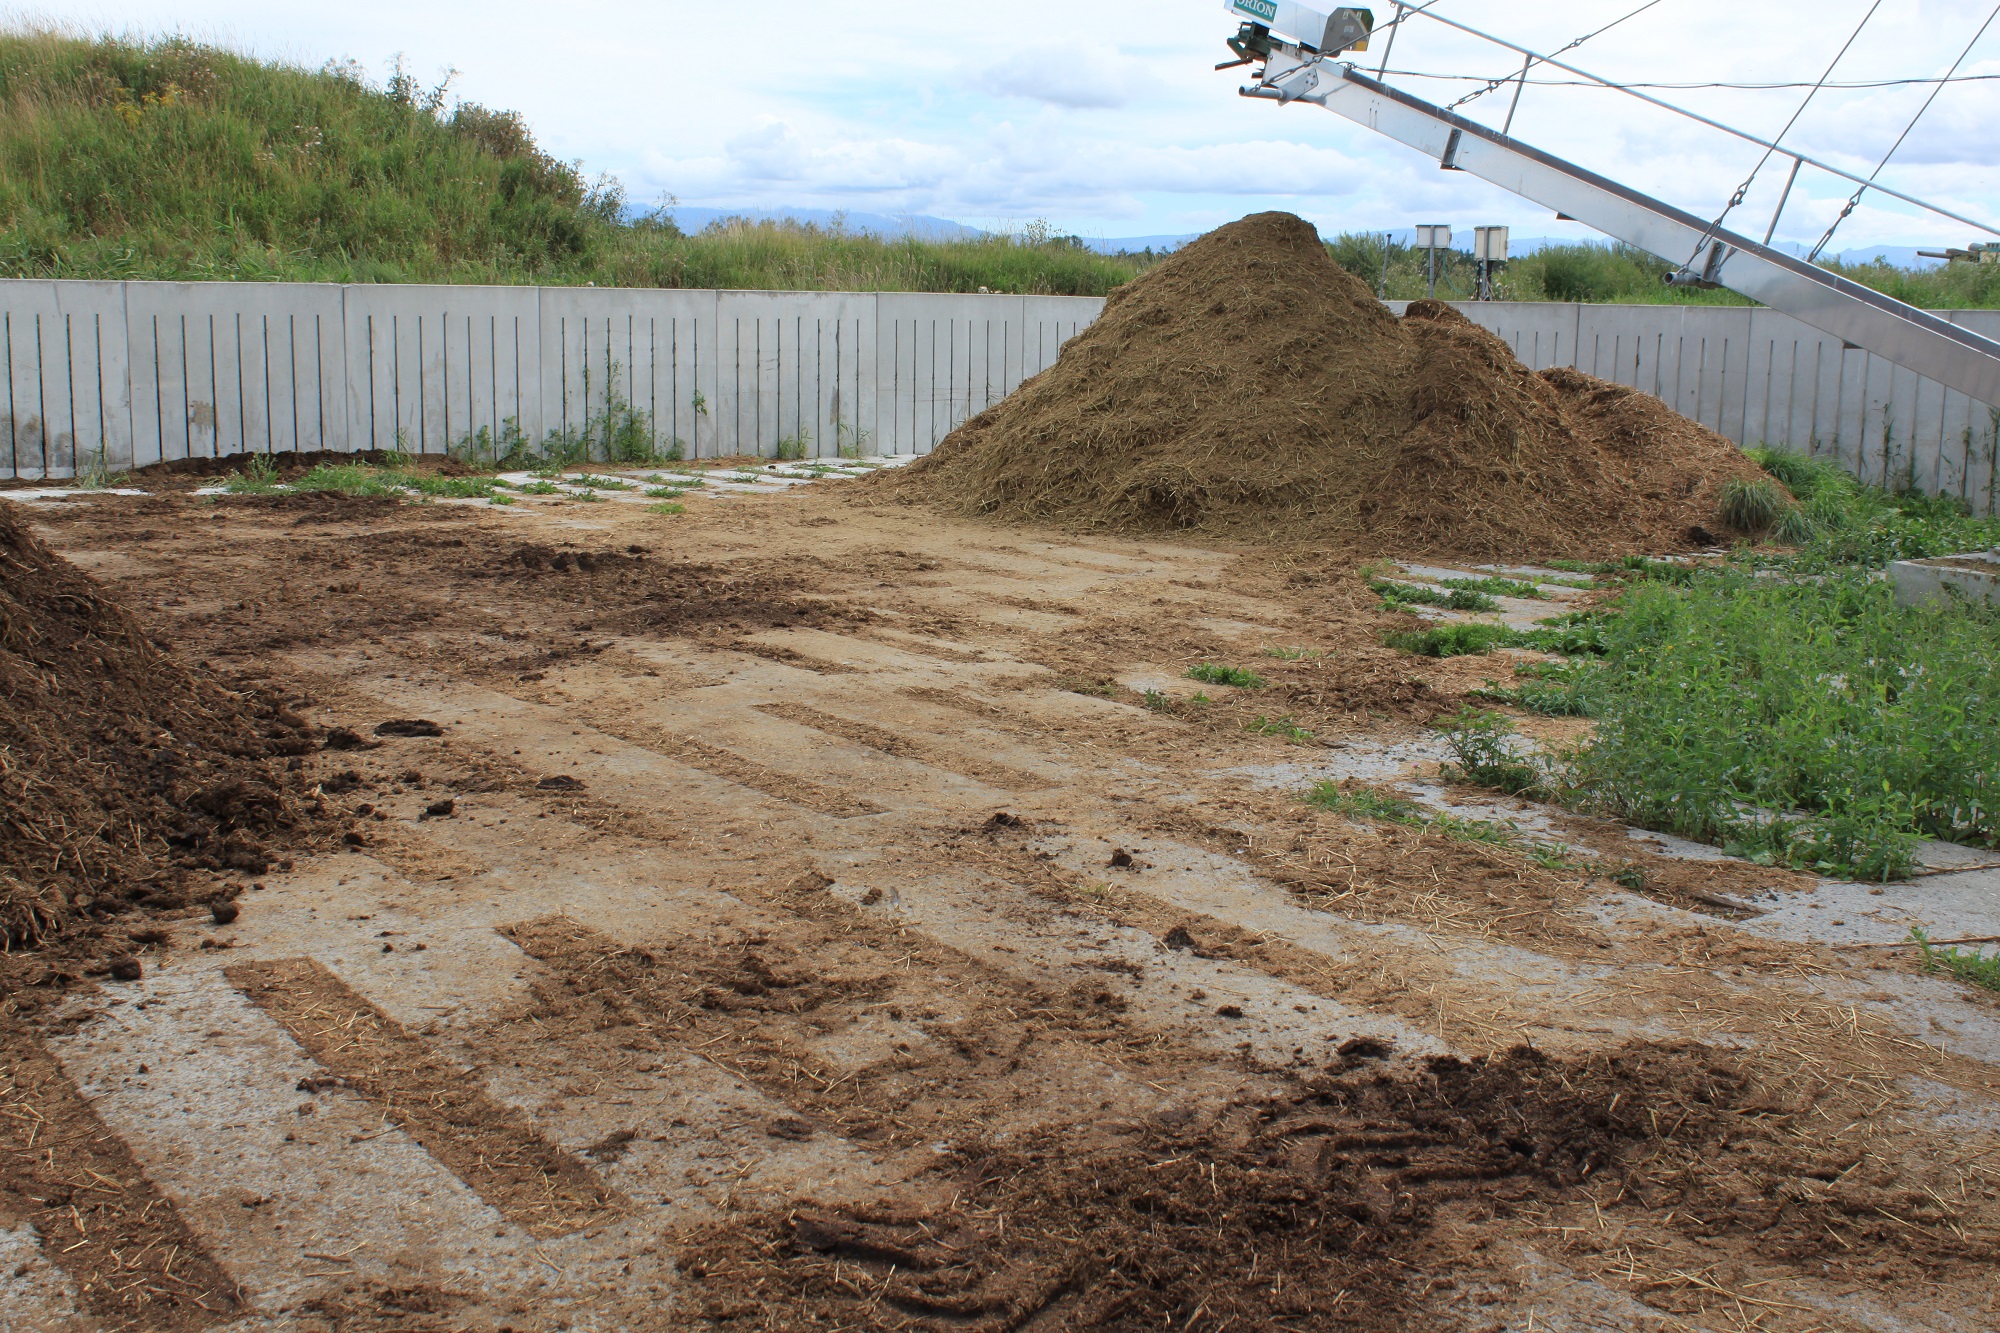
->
[3,278,1993,513]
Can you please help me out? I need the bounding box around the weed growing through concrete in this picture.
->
[518,480,562,495]
[1371,579,1499,613]
[1439,575,1547,600]
[1470,660,1601,717]
[223,455,282,494]
[1304,782,1578,862]
[644,486,685,498]
[1383,622,1512,657]
[1437,708,1549,797]
[1246,715,1315,744]
[1912,928,2000,992]
[1186,663,1266,688]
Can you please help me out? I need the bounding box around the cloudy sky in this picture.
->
[12,0,2000,248]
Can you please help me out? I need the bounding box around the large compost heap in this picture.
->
[891,212,1764,557]
[0,503,314,945]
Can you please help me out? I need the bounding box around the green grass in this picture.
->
[291,462,398,496]
[1262,646,1322,660]
[1913,929,2000,992]
[1438,575,1547,600]
[1371,579,1499,613]
[1470,659,1602,717]
[1745,446,2000,566]
[9,30,1992,307]
[645,501,685,515]
[222,455,281,493]
[644,485,685,498]
[1563,561,1997,879]
[1186,663,1266,689]
[1383,621,1514,657]
[1403,464,1999,880]
[1304,781,1581,863]
[1246,715,1316,744]
[517,480,562,495]
[1328,233,2000,310]
[0,30,1157,295]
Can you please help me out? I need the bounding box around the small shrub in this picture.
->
[1437,707,1548,797]
[1186,663,1266,688]
[1719,476,1789,535]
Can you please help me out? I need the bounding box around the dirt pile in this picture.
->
[0,502,317,945]
[890,212,1766,558]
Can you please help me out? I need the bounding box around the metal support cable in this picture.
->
[1681,0,1880,267]
[1396,6,2000,239]
[1809,0,2000,262]
[1448,0,1666,112]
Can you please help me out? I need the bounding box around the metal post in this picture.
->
[1376,3,1406,80]
[1426,243,1436,298]
[1763,155,1804,246]
[1501,54,1533,136]
[1380,231,1391,298]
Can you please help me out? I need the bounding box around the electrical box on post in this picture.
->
[1473,226,1509,263]
[1415,225,1453,251]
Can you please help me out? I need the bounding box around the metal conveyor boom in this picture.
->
[1239,35,2000,409]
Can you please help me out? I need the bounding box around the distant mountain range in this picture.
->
[648,208,1950,268]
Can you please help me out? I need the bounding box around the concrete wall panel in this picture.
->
[3,281,1994,511]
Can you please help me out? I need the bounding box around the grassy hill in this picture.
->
[0,29,1144,294]
[4,28,1993,307]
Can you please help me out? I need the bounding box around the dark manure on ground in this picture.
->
[0,502,320,945]
[677,1040,1981,1331]
[888,212,1768,559]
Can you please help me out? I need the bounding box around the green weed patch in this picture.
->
[1186,663,1266,689]
[1383,622,1512,658]
[1913,929,2000,992]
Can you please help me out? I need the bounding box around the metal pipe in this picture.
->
[1501,54,1532,135]
[1397,8,2000,238]
[1375,2,1406,80]
[1379,231,1391,298]
[1764,156,1804,245]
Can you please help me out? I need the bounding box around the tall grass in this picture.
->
[7,29,1994,306]
[1327,233,2000,309]
[0,29,1151,295]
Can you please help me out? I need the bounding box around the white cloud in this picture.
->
[972,47,1147,108]
[15,0,2000,246]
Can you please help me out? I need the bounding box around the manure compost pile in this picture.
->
[892,212,1765,557]
[0,503,316,945]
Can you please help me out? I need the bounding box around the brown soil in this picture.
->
[0,501,321,945]
[0,486,1993,1332]
[889,212,1768,559]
